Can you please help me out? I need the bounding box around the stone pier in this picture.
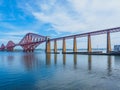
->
[73,36,77,52]
[62,38,66,53]
[46,37,51,53]
[88,35,92,52]
[107,32,111,53]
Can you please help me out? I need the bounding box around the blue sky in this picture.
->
[0,0,120,48]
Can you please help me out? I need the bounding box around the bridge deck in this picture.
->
[50,27,120,41]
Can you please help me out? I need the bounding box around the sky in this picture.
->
[0,0,120,49]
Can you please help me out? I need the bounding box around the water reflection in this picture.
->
[8,54,14,60]
[54,54,57,65]
[107,56,112,76]
[114,56,120,66]
[46,54,51,65]
[7,54,14,65]
[22,53,39,71]
[0,54,5,63]
[88,55,92,71]
[63,54,66,65]
[73,54,77,69]
[1,52,120,90]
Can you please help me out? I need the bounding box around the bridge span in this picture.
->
[0,27,120,53]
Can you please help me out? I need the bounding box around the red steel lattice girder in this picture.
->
[0,44,5,50]
[19,33,46,52]
[6,41,15,51]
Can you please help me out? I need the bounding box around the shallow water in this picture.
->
[0,51,120,90]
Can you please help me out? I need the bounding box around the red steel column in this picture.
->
[88,35,92,52]
[107,32,111,53]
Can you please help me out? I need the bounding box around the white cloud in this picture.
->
[33,11,86,32]
[24,0,120,33]
[68,0,88,12]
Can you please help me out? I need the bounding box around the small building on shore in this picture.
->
[114,45,120,51]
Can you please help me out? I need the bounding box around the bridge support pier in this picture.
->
[88,35,92,53]
[107,32,111,53]
[46,37,51,53]
[54,40,57,53]
[62,38,66,53]
[73,36,77,52]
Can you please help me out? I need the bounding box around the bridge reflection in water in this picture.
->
[44,53,113,73]
[0,52,114,73]
[0,52,120,90]
[74,54,77,69]
[21,53,112,72]
[46,54,51,65]
[107,56,112,76]
[54,54,57,64]
[88,55,92,71]
[22,53,40,70]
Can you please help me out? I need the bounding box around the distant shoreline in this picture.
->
[13,48,107,51]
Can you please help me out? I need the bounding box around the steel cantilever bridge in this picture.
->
[0,27,120,53]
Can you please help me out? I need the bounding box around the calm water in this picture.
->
[0,51,120,90]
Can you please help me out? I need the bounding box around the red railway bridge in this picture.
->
[0,27,120,53]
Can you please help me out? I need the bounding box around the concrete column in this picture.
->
[73,36,77,52]
[54,40,57,53]
[107,32,111,53]
[62,38,66,53]
[46,37,51,53]
[88,35,92,52]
